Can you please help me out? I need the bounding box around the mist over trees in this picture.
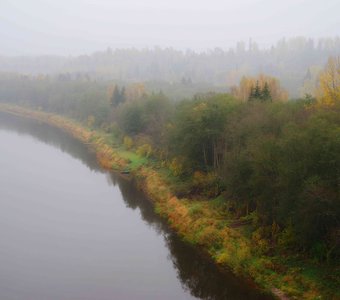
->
[0,54,339,263]
[1,0,340,296]
[1,37,340,97]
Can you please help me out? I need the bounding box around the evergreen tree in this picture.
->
[261,82,272,102]
[253,81,261,99]
[248,86,255,101]
[110,85,126,107]
[121,86,126,103]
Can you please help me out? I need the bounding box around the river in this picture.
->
[0,112,271,300]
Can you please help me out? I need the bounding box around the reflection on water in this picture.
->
[116,176,270,300]
[0,112,272,300]
[0,112,99,171]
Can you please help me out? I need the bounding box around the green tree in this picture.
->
[253,81,261,98]
[261,82,272,102]
[110,85,126,107]
[248,86,255,101]
[169,94,236,171]
[248,81,262,101]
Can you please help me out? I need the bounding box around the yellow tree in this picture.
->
[125,83,146,102]
[106,84,116,104]
[230,76,254,102]
[299,66,322,97]
[317,56,340,106]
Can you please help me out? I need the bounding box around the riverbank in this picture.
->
[0,103,338,300]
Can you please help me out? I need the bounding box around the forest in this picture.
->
[2,0,340,297]
[1,37,340,99]
[0,44,339,299]
[0,53,339,265]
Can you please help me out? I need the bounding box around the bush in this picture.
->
[169,157,184,176]
[136,143,153,157]
[192,171,223,197]
[123,136,133,149]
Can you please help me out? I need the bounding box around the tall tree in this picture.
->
[248,86,255,101]
[261,82,272,102]
[110,85,126,107]
[317,56,340,106]
[253,81,261,99]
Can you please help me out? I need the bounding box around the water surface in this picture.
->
[0,112,271,300]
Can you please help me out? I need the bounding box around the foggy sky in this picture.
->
[1,0,340,56]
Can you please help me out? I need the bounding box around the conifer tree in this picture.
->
[110,85,126,107]
[248,86,255,101]
[261,82,272,102]
[253,81,261,99]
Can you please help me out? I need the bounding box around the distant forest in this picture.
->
[1,37,340,98]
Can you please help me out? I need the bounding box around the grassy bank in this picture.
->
[0,103,338,300]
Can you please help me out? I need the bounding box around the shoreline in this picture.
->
[1,103,337,300]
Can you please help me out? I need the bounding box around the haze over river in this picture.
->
[0,112,271,300]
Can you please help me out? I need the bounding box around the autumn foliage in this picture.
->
[316,56,340,106]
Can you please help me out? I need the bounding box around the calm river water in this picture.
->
[0,112,272,300]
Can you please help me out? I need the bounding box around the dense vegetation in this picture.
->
[0,54,339,298]
[0,58,339,264]
[1,37,340,98]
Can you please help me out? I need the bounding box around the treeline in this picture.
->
[1,37,340,97]
[0,73,110,126]
[0,59,339,262]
